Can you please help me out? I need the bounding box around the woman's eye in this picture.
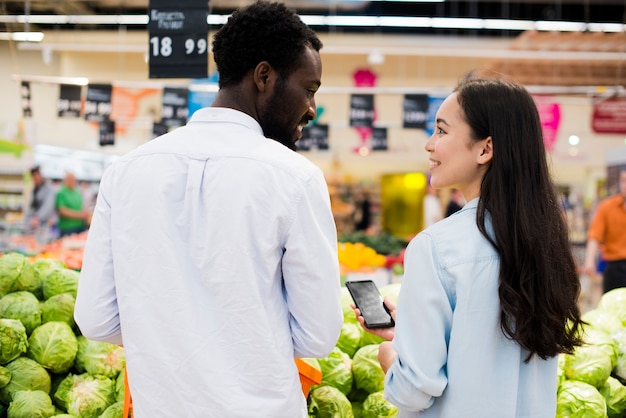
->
[437,127,445,134]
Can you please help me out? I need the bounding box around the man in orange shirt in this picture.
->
[583,168,626,293]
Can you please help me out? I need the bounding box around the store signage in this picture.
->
[372,127,388,151]
[349,94,375,128]
[99,120,115,146]
[148,0,208,79]
[152,122,170,139]
[58,84,82,118]
[84,84,113,123]
[161,87,189,127]
[20,82,32,118]
[402,94,428,129]
[592,97,626,134]
[533,95,561,151]
[424,96,446,137]
[298,124,329,151]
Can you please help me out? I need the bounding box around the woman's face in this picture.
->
[424,92,491,201]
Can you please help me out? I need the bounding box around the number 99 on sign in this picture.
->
[149,36,207,58]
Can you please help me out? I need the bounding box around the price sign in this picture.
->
[148,0,208,79]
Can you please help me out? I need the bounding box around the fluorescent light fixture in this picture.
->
[535,20,586,32]
[0,32,44,42]
[12,74,89,86]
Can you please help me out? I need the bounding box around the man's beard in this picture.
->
[258,82,298,151]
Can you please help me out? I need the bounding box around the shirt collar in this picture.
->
[188,107,264,137]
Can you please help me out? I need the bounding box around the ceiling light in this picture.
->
[0,32,44,42]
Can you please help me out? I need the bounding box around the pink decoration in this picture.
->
[352,69,378,152]
[533,95,561,152]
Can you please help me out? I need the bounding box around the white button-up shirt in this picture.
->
[75,107,343,418]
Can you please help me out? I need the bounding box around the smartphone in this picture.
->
[345,280,395,329]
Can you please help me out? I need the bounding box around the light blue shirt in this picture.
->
[385,198,558,418]
[75,107,343,418]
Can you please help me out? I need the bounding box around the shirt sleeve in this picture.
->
[281,169,343,359]
[384,232,450,412]
[74,171,123,346]
[35,185,57,223]
[587,200,608,243]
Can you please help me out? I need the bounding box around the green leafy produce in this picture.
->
[41,294,76,329]
[338,232,407,256]
[556,380,607,418]
[42,268,79,300]
[75,337,125,379]
[6,389,56,418]
[30,259,64,300]
[0,357,51,404]
[582,309,623,336]
[27,322,78,374]
[0,253,37,297]
[308,385,354,418]
[100,400,124,418]
[336,322,362,358]
[316,348,353,396]
[361,391,398,418]
[114,367,126,403]
[612,329,626,382]
[0,291,43,335]
[0,318,28,365]
[352,345,385,394]
[0,365,12,388]
[598,376,626,418]
[564,342,613,388]
[597,288,626,327]
[53,373,88,412]
[66,374,116,418]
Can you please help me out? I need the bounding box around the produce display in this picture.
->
[0,252,126,418]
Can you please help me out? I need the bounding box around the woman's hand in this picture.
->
[351,297,396,342]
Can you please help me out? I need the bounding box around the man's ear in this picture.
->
[477,136,493,165]
[253,61,273,93]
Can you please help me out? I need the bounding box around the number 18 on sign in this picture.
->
[148,0,208,79]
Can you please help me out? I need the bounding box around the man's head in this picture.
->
[212,1,323,150]
[63,172,78,189]
[30,166,44,186]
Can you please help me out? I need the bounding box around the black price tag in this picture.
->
[85,84,113,122]
[372,127,388,151]
[349,94,375,128]
[403,94,429,129]
[58,84,83,118]
[21,81,32,118]
[148,0,208,79]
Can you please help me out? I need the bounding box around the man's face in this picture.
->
[258,46,321,150]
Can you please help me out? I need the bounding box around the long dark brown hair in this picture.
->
[455,74,584,360]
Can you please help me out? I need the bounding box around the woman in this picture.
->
[355,74,583,417]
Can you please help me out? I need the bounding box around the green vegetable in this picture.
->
[0,291,43,335]
[308,385,354,418]
[100,400,124,418]
[0,365,12,388]
[41,294,76,329]
[582,309,623,336]
[317,348,353,396]
[556,380,607,418]
[597,288,626,327]
[0,357,51,404]
[27,322,78,374]
[75,336,125,379]
[53,373,88,412]
[352,345,385,394]
[31,259,64,299]
[598,376,626,418]
[0,318,28,365]
[361,391,398,418]
[564,342,613,388]
[42,268,79,300]
[336,322,362,358]
[6,389,56,418]
[66,374,116,418]
[0,253,37,297]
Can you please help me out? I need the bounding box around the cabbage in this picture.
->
[0,318,28,364]
[75,337,125,379]
[379,283,401,304]
[0,365,11,388]
[359,331,385,348]
[6,389,56,418]
[341,287,359,325]
[0,357,51,404]
[564,342,613,388]
[100,400,124,418]
[362,391,398,418]
[41,294,76,329]
[352,344,385,394]
[27,322,78,374]
[556,380,607,417]
[42,268,79,300]
[582,309,623,336]
[317,347,353,396]
[598,376,626,418]
[597,288,626,327]
[0,253,37,297]
[336,322,362,358]
[66,374,116,418]
[53,373,89,412]
[308,385,354,418]
[0,291,42,335]
[581,326,619,369]
[114,367,126,403]
[612,329,626,382]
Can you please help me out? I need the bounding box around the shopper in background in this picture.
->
[422,185,442,228]
[583,167,626,293]
[444,188,464,217]
[75,2,342,417]
[55,171,89,237]
[23,165,56,231]
[353,74,583,417]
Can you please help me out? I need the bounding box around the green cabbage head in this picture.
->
[42,268,79,300]
[0,291,42,335]
[352,344,385,394]
[41,293,76,329]
[0,252,37,297]
[6,389,56,418]
[308,385,354,418]
[598,376,626,418]
[0,318,28,364]
[100,400,124,418]
[557,380,607,418]
[317,347,353,396]
[66,374,116,418]
[0,357,51,404]
[564,342,613,388]
[362,390,398,418]
[27,321,78,374]
[75,336,125,379]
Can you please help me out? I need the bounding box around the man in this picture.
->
[74,2,343,417]
[583,167,626,293]
[24,165,56,231]
[56,171,90,237]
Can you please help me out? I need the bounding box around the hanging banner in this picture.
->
[298,124,329,151]
[161,87,189,127]
[349,94,375,128]
[372,127,388,151]
[58,84,82,118]
[592,97,626,134]
[84,84,113,122]
[110,86,161,135]
[402,94,428,129]
[99,120,116,146]
[20,82,32,118]
[148,0,209,79]
[424,96,446,137]
[533,95,561,151]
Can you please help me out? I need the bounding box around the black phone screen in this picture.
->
[346,280,394,329]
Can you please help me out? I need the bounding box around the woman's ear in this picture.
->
[477,136,493,165]
[253,61,273,93]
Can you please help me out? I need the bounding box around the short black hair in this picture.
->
[30,165,40,175]
[212,1,322,89]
